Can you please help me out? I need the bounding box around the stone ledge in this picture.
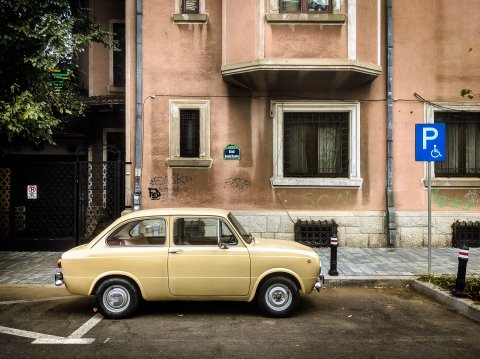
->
[167,158,212,168]
[172,13,208,23]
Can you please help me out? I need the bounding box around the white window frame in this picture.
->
[425,102,480,187]
[270,100,362,187]
[168,99,212,168]
[172,0,207,23]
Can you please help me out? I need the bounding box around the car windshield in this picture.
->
[228,213,253,244]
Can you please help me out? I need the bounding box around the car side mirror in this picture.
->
[218,239,229,249]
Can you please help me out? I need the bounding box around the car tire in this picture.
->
[257,276,299,318]
[96,278,140,319]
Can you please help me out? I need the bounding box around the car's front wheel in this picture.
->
[257,276,299,318]
[96,278,140,319]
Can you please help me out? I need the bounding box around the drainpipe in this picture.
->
[133,0,143,211]
[386,0,396,245]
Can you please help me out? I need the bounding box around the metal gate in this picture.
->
[6,161,77,249]
[77,159,122,242]
[1,146,124,250]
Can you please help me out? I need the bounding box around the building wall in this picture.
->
[391,0,480,246]
[127,0,480,247]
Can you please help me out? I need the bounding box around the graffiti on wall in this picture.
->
[302,192,353,208]
[148,174,193,201]
[224,177,251,190]
[432,189,478,211]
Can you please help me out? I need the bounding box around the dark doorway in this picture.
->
[1,147,124,251]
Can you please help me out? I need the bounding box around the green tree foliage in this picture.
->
[0,0,111,147]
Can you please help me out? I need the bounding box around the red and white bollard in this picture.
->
[452,245,469,298]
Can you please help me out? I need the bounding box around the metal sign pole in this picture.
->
[415,123,445,275]
[427,161,432,274]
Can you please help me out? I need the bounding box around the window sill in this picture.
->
[271,177,363,188]
[167,158,212,168]
[172,13,208,24]
[423,178,480,188]
[265,13,347,24]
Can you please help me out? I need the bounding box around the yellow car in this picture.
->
[56,208,323,318]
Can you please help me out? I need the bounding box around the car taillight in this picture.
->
[57,257,62,268]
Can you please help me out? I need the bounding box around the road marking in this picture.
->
[0,296,73,305]
[0,326,61,341]
[67,313,103,339]
[0,313,103,345]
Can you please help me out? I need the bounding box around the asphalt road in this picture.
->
[0,285,479,358]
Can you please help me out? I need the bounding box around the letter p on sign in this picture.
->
[415,124,446,162]
[422,127,438,150]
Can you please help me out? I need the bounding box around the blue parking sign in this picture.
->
[415,124,446,162]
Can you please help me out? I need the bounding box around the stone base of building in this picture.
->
[232,210,480,248]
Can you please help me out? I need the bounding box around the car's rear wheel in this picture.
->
[257,276,299,318]
[96,278,140,319]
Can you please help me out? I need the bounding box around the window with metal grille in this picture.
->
[294,219,337,247]
[452,221,480,247]
[180,109,200,158]
[182,0,199,14]
[284,112,349,177]
[280,0,332,13]
[434,112,480,177]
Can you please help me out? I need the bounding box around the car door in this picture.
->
[102,217,169,300]
[167,216,251,296]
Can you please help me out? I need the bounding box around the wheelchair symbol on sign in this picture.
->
[430,145,442,159]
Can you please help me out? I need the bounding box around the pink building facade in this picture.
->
[120,0,480,247]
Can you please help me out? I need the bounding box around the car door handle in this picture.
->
[168,248,184,254]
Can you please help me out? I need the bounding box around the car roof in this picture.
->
[120,208,231,220]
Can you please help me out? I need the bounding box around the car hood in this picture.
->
[252,238,317,255]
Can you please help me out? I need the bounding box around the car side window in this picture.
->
[220,220,238,245]
[173,217,237,246]
[107,218,167,246]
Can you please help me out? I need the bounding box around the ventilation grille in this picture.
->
[452,221,480,248]
[294,220,337,247]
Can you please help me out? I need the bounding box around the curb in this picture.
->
[324,275,413,288]
[410,279,480,324]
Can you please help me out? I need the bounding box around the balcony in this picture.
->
[221,58,382,92]
[221,0,382,92]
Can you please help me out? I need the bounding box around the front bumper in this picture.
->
[314,274,324,291]
[55,272,63,286]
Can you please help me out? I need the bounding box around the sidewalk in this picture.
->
[0,248,479,286]
[316,247,480,280]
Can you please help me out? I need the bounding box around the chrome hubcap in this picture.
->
[265,284,292,311]
[103,286,130,313]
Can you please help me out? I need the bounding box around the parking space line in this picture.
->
[0,314,103,345]
[0,326,62,341]
[67,313,103,339]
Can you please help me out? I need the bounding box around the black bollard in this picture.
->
[329,235,339,276]
[452,245,469,298]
